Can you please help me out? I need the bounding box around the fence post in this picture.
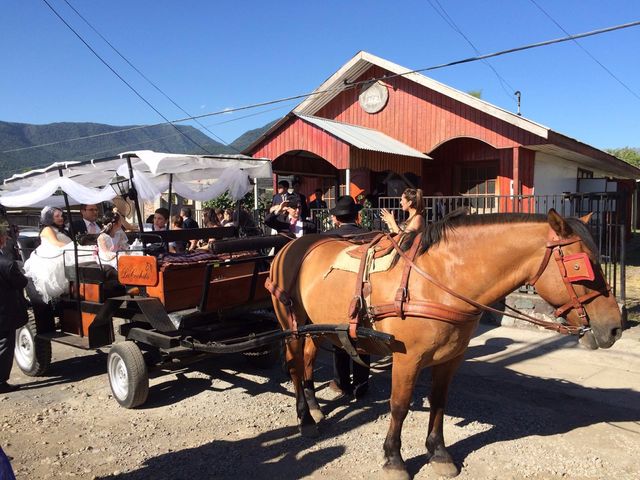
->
[620,223,626,304]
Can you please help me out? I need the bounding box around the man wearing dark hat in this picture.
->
[264,196,317,236]
[322,196,371,399]
[0,222,29,393]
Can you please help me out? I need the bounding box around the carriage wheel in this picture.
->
[107,342,149,409]
[14,318,52,377]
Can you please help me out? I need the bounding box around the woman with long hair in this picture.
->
[23,206,73,302]
[96,211,129,268]
[380,188,426,234]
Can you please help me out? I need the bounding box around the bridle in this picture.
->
[527,230,612,334]
[386,228,611,336]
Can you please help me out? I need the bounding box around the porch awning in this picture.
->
[296,114,430,160]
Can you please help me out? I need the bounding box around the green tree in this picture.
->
[605,147,640,168]
[467,90,482,99]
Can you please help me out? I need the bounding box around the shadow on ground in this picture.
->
[96,331,640,480]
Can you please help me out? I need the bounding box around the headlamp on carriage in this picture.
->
[110,175,136,200]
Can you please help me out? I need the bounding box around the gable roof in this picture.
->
[294,51,550,139]
[246,51,640,178]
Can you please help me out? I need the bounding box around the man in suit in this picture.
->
[322,196,371,399]
[0,223,29,393]
[264,196,317,236]
[71,204,101,235]
[180,207,199,230]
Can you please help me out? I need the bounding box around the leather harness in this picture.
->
[265,228,611,346]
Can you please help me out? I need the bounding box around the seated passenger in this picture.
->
[168,215,187,254]
[23,206,73,303]
[380,188,426,234]
[264,198,317,237]
[96,211,130,269]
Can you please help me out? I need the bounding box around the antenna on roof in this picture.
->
[514,91,522,116]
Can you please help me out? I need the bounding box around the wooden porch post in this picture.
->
[513,147,520,196]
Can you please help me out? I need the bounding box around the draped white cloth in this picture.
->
[0,150,271,208]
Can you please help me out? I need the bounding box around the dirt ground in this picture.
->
[2,241,640,480]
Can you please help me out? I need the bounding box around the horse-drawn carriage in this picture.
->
[1,151,290,408]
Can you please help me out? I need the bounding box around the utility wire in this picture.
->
[0,102,294,178]
[528,0,640,102]
[62,0,242,153]
[427,0,517,103]
[40,0,214,154]
[5,18,640,155]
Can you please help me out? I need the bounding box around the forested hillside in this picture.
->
[0,119,273,180]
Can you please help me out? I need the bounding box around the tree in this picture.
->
[467,90,482,99]
[605,147,640,168]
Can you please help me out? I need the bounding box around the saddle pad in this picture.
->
[327,244,398,276]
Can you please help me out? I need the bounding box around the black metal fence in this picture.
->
[310,193,627,301]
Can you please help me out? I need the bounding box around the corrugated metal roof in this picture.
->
[296,114,430,160]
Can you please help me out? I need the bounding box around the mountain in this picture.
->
[229,119,279,152]
[0,120,246,181]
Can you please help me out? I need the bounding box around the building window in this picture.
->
[577,168,594,179]
[459,163,498,196]
[458,162,499,211]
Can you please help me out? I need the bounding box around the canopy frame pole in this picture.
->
[57,167,82,319]
[167,173,173,220]
[253,179,258,211]
[125,155,145,234]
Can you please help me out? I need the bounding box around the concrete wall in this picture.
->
[533,152,611,195]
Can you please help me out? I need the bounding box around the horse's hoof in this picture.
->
[431,461,459,478]
[310,408,325,423]
[382,466,410,480]
[299,423,320,438]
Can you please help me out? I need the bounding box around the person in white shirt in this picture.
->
[71,204,101,235]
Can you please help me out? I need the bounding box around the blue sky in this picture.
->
[1,0,639,151]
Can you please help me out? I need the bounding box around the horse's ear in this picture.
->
[548,209,573,237]
[579,212,594,224]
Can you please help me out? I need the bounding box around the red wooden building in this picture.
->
[246,51,639,210]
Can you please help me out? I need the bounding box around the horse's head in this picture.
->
[530,209,623,349]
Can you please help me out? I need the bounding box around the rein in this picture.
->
[385,231,609,336]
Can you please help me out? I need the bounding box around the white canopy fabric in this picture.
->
[0,150,272,208]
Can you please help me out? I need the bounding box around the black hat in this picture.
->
[329,196,363,216]
[284,193,301,208]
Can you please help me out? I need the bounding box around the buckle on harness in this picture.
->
[335,324,369,368]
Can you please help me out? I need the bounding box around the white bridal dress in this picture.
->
[23,230,73,303]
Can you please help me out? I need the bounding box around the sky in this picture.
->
[1,0,639,153]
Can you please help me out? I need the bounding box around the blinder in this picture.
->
[529,230,611,333]
[561,252,595,283]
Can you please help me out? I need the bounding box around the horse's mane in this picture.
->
[400,208,598,257]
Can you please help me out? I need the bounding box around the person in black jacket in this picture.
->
[264,196,317,237]
[322,196,371,399]
[71,204,101,235]
[0,224,29,393]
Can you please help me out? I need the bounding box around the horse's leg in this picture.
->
[425,353,465,477]
[302,338,324,423]
[285,337,318,437]
[382,353,421,480]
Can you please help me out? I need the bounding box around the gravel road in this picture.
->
[2,321,639,480]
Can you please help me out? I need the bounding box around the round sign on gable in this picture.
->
[359,80,389,114]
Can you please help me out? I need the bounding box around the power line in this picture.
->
[347,20,640,84]
[5,18,640,155]
[426,0,517,103]
[40,0,214,154]
[0,102,294,178]
[528,0,640,102]
[61,0,243,154]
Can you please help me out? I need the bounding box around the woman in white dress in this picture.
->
[96,211,129,269]
[23,206,73,303]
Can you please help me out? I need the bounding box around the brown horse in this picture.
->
[267,209,622,479]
